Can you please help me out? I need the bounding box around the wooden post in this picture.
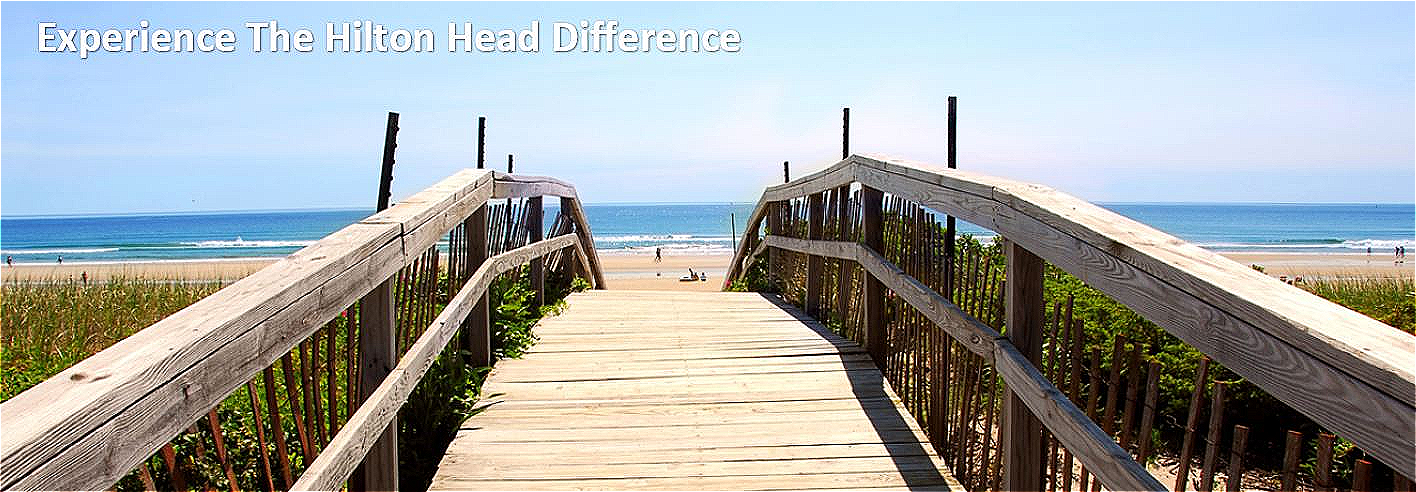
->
[766,201,782,290]
[730,213,737,254]
[1176,356,1211,491]
[507,154,514,174]
[834,185,850,317]
[860,186,885,363]
[528,196,544,310]
[353,111,400,492]
[562,197,592,284]
[1315,433,1335,491]
[1280,431,1302,492]
[783,161,790,183]
[1199,382,1228,492]
[1225,425,1249,492]
[1352,460,1372,492]
[376,112,399,210]
[842,107,850,159]
[943,96,957,299]
[461,204,490,367]
[805,193,824,316]
[476,116,486,169]
[1002,239,1045,492]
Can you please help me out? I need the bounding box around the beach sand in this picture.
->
[1,259,278,283]
[1220,252,1414,280]
[0,254,737,291]
[598,254,731,291]
[4,252,1406,288]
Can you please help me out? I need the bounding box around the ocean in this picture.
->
[1,203,1412,264]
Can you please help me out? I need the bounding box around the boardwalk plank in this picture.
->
[431,291,960,491]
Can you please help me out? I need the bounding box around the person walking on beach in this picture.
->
[81,271,88,285]
[57,255,62,264]
[655,247,662,263]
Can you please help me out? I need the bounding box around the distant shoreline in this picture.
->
[3,252,1409,286]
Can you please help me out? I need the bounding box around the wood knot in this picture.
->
[69,372,109,382]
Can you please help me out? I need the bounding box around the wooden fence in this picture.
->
[724,154,1415,491]
[0,169,605,491]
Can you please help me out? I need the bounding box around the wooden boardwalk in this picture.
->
[430,290,960,491]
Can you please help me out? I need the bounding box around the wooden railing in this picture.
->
[0,169,605,491]
[724,154,1415,490]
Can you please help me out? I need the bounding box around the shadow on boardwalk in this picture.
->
[764,293,955,491]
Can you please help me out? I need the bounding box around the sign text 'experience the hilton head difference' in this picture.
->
[37,20,743,59]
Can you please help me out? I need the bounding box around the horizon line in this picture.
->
[3,200,1413,220]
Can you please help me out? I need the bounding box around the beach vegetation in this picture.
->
[2,263,588,492]
[1,276,231,401]
[954,235,1411,489]
[1299,276,1414,334]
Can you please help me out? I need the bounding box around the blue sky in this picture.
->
[2,2,1412,216]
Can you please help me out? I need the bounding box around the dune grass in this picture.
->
[1,276,232,401]
[1299,276,1415,334]
[1,269,583,492]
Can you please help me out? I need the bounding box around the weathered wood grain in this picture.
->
[721,155,1413,475]
[492,172,578,200]
[853,154,1413,406]
[1003,241,1046,492]
[761,236,998,360]
[0,167,609,491]
[293,233,584,491]
[429,291,961,491]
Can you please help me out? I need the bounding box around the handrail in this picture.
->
[724,154,1416,484]
[292,233,588,491]
[491,172,607,288]
[0,169,605,490]
[760,235,1162,490]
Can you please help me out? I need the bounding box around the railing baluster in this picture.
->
[861,186,885,364]
[353,276,398,490]
[462,203,490,366]
[528,196,544,310]
[806,192,824,317]
[1003,239,1046,492]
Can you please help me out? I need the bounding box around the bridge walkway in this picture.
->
[430,290,961,491]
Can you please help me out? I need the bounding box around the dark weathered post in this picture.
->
[528,196,544,310]
[476,116,486,169]
[507,154,514,174]
[730,213,737,254]
[829,107,853,320]
[842,107,850,160]
[1003,238,1045,492]
[783,161,790,183]
[944,96,957,298]
[936,97,958,454]
[461,203,490,366]
[354,111,400,492]
[374,112,398,210]
[805,192,824,316]
[860,186,885,364]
